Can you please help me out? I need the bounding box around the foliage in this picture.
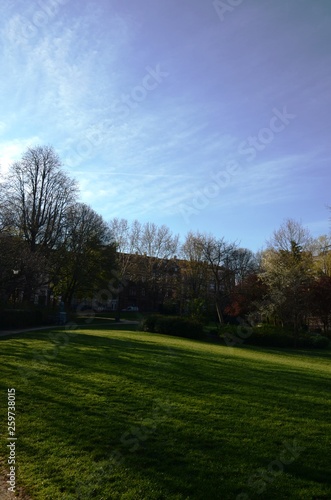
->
[218,323,239,338]
[260,237,314,332]
[312,235,331,277]
[0,147,116,308]
[161,299,180,315]
[309,275,331,332]
[243,324,295,347]
[0,234,48,304]
[141,313,161,332]
[1,157,330,329]
[242,324,330,349]
[225,273,266,317]
[142,314,204,339]
[0,308,45,328]
[309,334,330,349]
[187,297,207,322]
[52,203,116,305]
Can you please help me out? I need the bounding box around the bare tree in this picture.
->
[267,218,312,253]
[225,248,259,284]
[3,145,77,253]
[134,222,179,310]
[180,231,210,302]
[109,219,179,311]
[108,218,143,316]
[137,222,179,259]
[108,218,141,278]
[200,235,238,324]
[181,232,237,323]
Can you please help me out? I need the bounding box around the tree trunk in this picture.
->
[215,298,224,325]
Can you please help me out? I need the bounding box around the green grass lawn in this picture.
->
[1,324,331,499]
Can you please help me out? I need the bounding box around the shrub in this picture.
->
[161,300,180,316]
[247,327,293,348]
[293,334,330,349]
[241,324,330,349]
[308,334,330,349]
[205,326,221,337]
[141,314,162,333]
[142,315,204,340]
[187,298,208,323]
[219,324,241,337]
[218,324,243,345]
[0,309,45,329]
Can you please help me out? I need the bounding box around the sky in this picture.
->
[0,0,330,252]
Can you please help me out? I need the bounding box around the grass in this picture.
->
[0,323,331,499]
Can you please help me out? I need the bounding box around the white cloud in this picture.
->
[0,137,41,175]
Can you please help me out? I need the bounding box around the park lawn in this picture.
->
[0,325,331,499]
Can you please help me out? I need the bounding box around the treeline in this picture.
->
[109,210,331,335]
[1,145,331,336]
[0,145,116,307]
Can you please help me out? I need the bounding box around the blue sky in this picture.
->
[0,0,330,251]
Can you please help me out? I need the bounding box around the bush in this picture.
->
[142,314,204,340]
[0,309,45,329]
[307,334,330,349]
[205,326,221,337]
[290,334,329,349]
[240,324,330,349]
[141,314,162,333]
[219,324,242,337]
[246,325,292,348]
[217,324,242,346]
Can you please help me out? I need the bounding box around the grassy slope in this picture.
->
[0,325,330,499]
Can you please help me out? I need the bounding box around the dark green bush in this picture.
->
[142,314,204,340]
[238,324,291,348]
[219,324,241,337]
[288,334,329,349]
[205,326,221,337]
[242,325,330,349]
[0,309,45,329]
[141,314,162,333]
[308,334,330,349]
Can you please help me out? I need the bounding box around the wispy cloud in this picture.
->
[0,137,41,175]
[0,0,330,248]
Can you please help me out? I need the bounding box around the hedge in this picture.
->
[142,314,204,340]
[219,323,330,349]
[0,309,44,329]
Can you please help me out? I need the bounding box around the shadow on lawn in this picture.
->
[1,329,330,403]
[288,463,331,486]
[1,329,331,498]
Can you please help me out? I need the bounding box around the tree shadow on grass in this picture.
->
[288,463,331,485]
[1,329,331,499]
